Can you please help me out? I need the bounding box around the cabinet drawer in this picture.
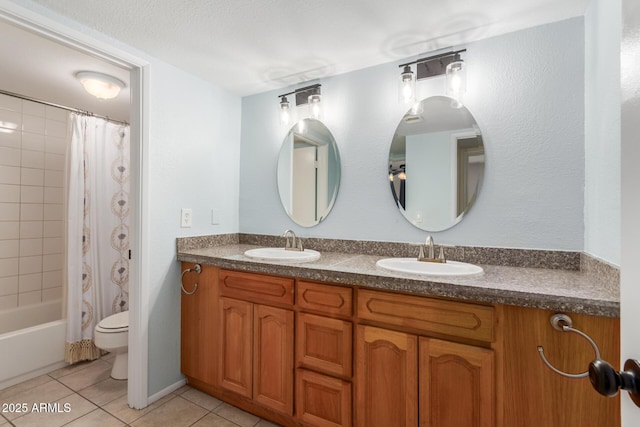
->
[219,269,294,307]
[296,312,353,378]
[357,289,495,343]
[297,281,353,317]
[296,369,352,427]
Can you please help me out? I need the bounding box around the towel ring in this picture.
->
[180,264,201,295]
[537,313,601,379]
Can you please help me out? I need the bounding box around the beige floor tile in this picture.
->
[0,375,53,401]
[131,395,208,427]
[65,408,125,427]
[0,414,8,426]
[173,384,191,395]
[78,378,127,406]
[102,393,175,424]
[256,420,282,427]
[180,387,223,411]
[192,412,241,427]
[3,380,74,421]
[12,392,97,427]
[214,403,260,427]
[100,352,116,363]
[48,360,96,379]
[56,360,112,391]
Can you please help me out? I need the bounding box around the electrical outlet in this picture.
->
[181,208,192,227]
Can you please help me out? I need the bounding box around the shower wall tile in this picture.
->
[44,170,64,187]
[0,258,19,277]
[20,222,43,239]
[21,186,44,203]
[43,237,63,255]
[0,129,21,149]
[0,276,18,296]
[45,153,65,171]
[0,165,21,185]
[43,254,62,272]
[19,256,42,275]
[44,187,63,204]
[0,184,20,202]
[21,149,45,169]
[18,290,41,306]
[43,286,62,301]
[0,222,20,239]
[0,203,20,221]
[0,109,22,131]
[46,120,67,138]
[46,106,68,122]
[21,132,44,151]
[0,147,21,166]
[44,204,63,221]
[44,221,63,238]
[0,240,19,258]
[20,203,44,221]
[22,115,45,134]
[0,294,18,310]
[21,168,44,186]
[19,239,43,257]
[19,273,42,293]
[0,93,22,112]
[23,101,45,117]
[43,270,62,288]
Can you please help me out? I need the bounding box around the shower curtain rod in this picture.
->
[0,88,129,126]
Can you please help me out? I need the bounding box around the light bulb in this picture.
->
[398,65,416,104]
[446,59,466,108]
[308,94,321,119]
[279,96,291,126]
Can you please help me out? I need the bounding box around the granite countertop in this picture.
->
[177,242,619,318]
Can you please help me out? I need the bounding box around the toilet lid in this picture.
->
[97,311,129,331]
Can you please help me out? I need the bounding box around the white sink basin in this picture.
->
[244,247,321,263]
[376,258,483,277]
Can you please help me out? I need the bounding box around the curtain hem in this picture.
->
[65,340,101,364]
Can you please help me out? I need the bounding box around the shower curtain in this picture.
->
[65,114,130,364]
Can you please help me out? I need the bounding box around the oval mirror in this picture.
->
[389,96,485,231]
[277,118,341,227]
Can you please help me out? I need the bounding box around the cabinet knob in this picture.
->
[588,359,640,407]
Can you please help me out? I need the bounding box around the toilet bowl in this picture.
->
[94,311,129,380]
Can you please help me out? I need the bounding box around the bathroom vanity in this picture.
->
[178,237,620,427]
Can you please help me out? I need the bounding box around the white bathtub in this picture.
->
[0,299,67,389]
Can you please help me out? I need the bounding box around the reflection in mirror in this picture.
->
[389,96,485,231]
[277,118,341,227]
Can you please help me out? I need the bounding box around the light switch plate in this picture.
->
[181,208,192,227]
[211,209,221,225]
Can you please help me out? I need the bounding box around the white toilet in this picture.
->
[94,311,129,380]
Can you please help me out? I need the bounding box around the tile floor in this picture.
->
[0,354,280,427]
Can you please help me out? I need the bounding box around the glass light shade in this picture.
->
[308,94,321,119]
[398,65,416,104]
[76,71,125,100]
[279,97,291,126]
[446,60,466,108]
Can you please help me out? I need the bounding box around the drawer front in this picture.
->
[296,369,352,427]
[357,289,495,343]
[296,312,353,378]
[297,281,353,317]
[219,269,294,307]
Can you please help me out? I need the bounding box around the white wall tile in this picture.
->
[22,115,45,134]
[20,221,43,239]
[0,129,21,149]
[0,222,20,239]
[45,120,67,138]
[21,132,44,152]
[19,255,42,274]
[21,150,45,169]
[43,204,63,221]
[44,187,63,204]
[43,270,62,288]
[45,153,65,171]
[43,253,62,272]
[0,147,21,166]
[46,106,68,122]
[21,186,44,203]
[0,109,21,132]
[0,203,20,221]
[0,165,21,185]
[0,294,18,310]
[0,276,18,296]
[23,101,45,118]
[44,170,63,188]
[18,290,41,306]
[43,221,62,238]
[0,258,19,277]
[19,272,42,292]
[43,237,63,255]
[21,168,44,186]
[42,287,62,301]
[0,240,19,258]
[20,203,43,221]
[0,94,22,112]
[0,184,20,202]
[44,136,67,155]
[19,238,43,257]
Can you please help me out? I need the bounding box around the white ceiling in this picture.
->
[1,0,589,120]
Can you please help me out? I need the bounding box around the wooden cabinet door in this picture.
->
[181,263,218,384]
[297,368,352,427]
[297,312,353,378]
[253,304,294,415]
[419,338,494,427]
[355,325,418,427]
[218,297,253,398]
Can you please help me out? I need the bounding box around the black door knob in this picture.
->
[588,359,640,406]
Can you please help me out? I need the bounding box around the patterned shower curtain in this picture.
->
[65,114,130,364]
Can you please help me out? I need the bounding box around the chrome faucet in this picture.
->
[283,229,304,251]
[418,235,446,263]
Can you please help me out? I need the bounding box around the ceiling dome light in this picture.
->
[76,71,126,100]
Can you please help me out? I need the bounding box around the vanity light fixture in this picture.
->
[76,71,126,100]
[398,49,467,106]
[278,84,322,125]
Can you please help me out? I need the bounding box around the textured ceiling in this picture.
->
[26,0,589,96]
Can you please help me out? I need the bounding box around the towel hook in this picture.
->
[537,313,601,379]
[180,264,201,295]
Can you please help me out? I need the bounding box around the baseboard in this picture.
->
[147,377,187,405]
